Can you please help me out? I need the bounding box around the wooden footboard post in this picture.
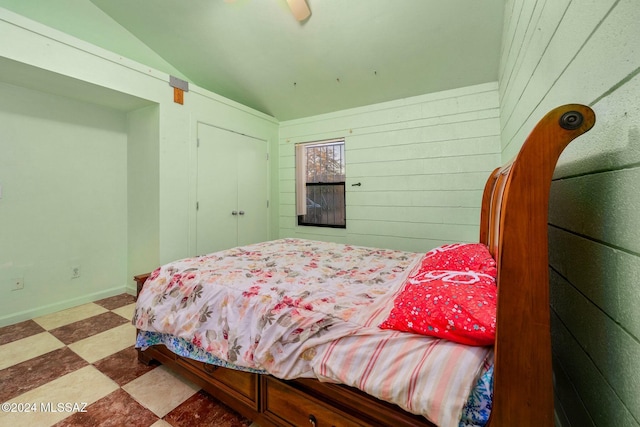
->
[487,105,595,426]
[134,273,152,364]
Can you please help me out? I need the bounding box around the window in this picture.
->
[296,139,346,228]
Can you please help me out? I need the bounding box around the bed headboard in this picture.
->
[481,104,595,426]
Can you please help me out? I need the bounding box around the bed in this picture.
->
[133,104,595,427]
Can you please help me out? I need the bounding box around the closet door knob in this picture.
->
[231,210,238,215]
[238,210,245,215]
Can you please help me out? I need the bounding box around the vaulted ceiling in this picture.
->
[0,0,505,120]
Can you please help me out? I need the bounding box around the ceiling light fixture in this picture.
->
[286,0,311,21]
[224,0,310,22]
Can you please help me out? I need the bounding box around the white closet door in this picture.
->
[237,136,268,247]
[196,123,268,255]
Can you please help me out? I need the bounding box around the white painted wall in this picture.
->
[499,1,640,426]
[0,82,129,324]
[0,8,279,325]
[279,83,501,253]
[127,105,160,288]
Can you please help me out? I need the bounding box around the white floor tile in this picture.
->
[33,303,108,330]
[0,332,64,370]
[111,303,136,322]
[68,323,135,363]
[122,365,199,418]
[150,420,174,427]
[0,365,118,427]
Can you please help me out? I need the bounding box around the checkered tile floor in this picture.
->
[0,294,259,427]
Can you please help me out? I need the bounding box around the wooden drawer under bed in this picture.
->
[178,355,258,405]
[262,376,367,427]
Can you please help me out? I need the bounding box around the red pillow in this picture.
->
[420,243,497,278]
[379,243,497,346]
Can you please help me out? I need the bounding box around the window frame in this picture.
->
[295,139,346,229]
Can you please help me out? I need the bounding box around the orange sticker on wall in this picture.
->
[174,87,184,105]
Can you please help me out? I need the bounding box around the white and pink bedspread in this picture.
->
[133,238,491,427]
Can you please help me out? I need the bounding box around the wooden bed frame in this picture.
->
[134,104,595,427]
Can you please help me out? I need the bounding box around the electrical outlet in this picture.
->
[11,277,24,291]
[71,265,81,279]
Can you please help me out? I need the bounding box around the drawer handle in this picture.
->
[203,364,219,375]
[309,414,317,427]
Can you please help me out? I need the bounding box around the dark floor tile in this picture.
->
[0,319,46,345]
[48,312,129,345]
[163,390,252,427]
[93,345,157,386]
[53,388,159,427]
[94,293,136,310]
[0,347,88,402]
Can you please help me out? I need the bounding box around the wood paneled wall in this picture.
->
[278,83,501,253]
[498,1,640,426]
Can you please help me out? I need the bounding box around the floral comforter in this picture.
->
[133,239,491,427]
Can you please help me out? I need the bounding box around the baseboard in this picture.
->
[0,286,135,327]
